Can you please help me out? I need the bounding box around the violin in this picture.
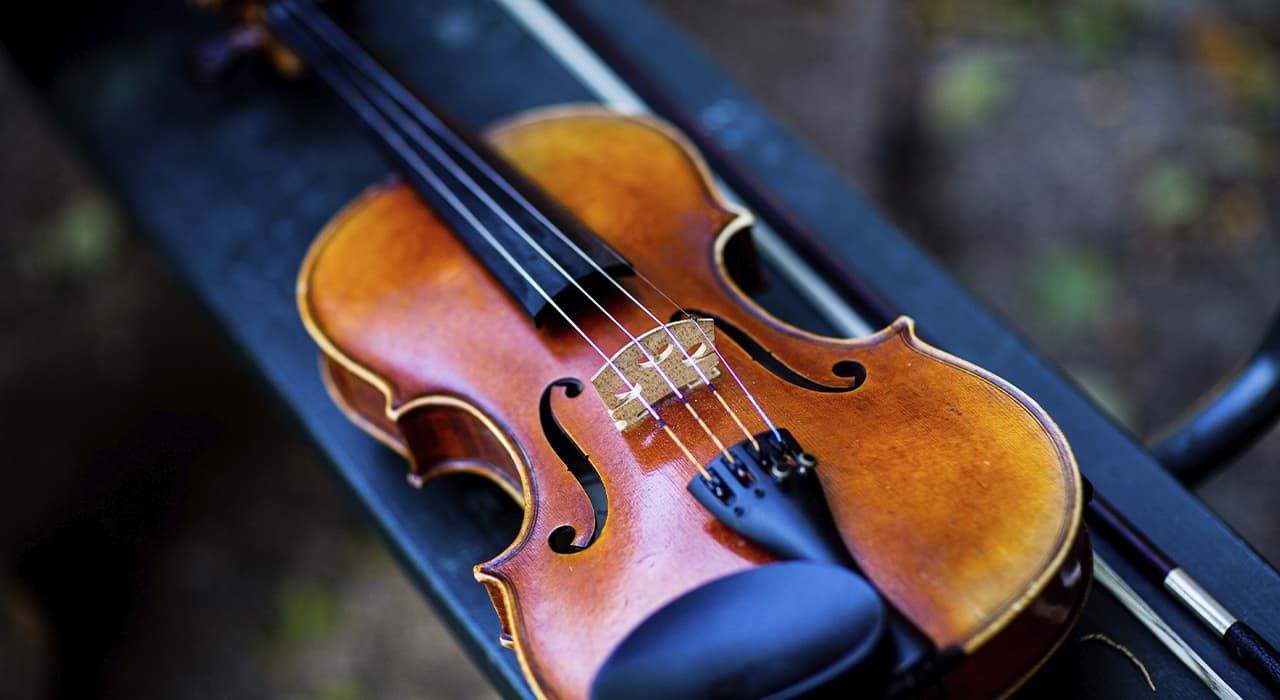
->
[213,1,1090,697]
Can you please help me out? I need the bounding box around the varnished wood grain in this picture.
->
[298,107,1087,699]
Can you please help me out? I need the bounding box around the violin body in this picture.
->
[299,106,1088,699]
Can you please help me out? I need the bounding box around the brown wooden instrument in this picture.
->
[237,2,1091,697]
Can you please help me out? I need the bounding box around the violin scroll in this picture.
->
[188,0,323,81]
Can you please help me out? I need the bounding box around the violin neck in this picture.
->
[264,0,629,323]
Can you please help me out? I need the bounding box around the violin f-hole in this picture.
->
[677,311,866,393]
[539,378,609,553]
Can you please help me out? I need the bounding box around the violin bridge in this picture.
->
[591,319,721,431]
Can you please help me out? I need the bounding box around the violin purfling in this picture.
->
[220,1,1094,697]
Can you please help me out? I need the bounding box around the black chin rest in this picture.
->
[591,561,888,700]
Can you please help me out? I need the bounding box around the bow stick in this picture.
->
[1090,496,1280,694]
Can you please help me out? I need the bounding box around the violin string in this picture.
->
[269,2,714,479]
[680,312,780,445]
[280,0,742,464]
[284,0,777,454]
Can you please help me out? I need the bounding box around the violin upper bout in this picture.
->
[298,179,538,499]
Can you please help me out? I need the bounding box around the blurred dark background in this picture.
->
[1,1,1277,698]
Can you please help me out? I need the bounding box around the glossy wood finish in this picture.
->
[298,107,1087,699]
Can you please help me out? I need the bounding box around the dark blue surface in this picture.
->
[10,0,1279,698]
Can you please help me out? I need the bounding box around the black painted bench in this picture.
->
[6,1,1278,697]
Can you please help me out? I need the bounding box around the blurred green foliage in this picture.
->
[1137,160,1208,230]
[284,679,364,700]
[315,679,364,700]
[1187,16,1280,115]
[273,581,340,649]
[910,0,1146,61]
[924,51,1011,135]
[1057,0,1145,63]
[20,192,122,281]
[1029,249,1117,337]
